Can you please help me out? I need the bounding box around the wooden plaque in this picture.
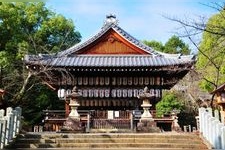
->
[112,77,116,85]
[105,77,110,85]
[78,77,82,85]
[100,77,104,85]
[128,77,132,85]
[83,77,88,85]
[144,77,149,85]
[123,77,127,85]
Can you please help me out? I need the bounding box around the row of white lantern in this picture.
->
[58,88,161,99]
[67,76,162,86]
[57,89,72,99]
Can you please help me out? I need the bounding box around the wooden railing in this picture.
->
[0,107,22,149]
[199,107,225,149]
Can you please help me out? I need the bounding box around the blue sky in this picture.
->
[46,0,220,50]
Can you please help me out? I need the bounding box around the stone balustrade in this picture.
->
[0,107,22,149]
[199,107,225,149]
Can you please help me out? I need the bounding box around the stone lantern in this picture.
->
[171,109,181,131]
[136,87,160,132]
[61,86,83,132]
[138,86,154,121]
[67,86,81,119]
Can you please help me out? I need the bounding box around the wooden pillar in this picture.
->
[87,113,90,132]
[65,100,70,117]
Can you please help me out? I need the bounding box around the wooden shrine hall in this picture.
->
[25,15,195,132]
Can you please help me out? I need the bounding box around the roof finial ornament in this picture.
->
[103,14,118,27]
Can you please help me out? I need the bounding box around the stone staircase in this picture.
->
[7,132,209,149]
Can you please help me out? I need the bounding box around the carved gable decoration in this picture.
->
[71,29,149,55]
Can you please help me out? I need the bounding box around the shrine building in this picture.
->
[24,15,195,132]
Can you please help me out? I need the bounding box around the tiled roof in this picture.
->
[25,54,195,67]
[24,15,195,68]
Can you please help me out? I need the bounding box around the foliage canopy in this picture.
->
[0,2,81,126]
[196,9,225,91]
[156,91,183,117]
[143,35,191,55]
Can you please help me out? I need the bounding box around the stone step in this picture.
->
[9,132,209,149]
[18,132,201,139]
[13,143,207,149]
[16,137,204,144]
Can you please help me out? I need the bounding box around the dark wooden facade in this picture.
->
[211,83,225,124]
[25,15,195,131]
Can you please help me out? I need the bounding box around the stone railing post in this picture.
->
[204,113,209,140]
[7,107,14,143]
[5,107,12,145]
[216,123,224,149]
[214,109,220,120]
[211,118,217,147]
[199,107,225,149]
[0,107,22,149]
[207,107,212,116]
[202,108,207,135]
[15,107,22,134]
[12,109,18,138]
[221,126,225,150]
[0,109,5,149]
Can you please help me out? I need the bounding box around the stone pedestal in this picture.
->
[141,99,153,120]
[69,99,80,119]
[136,120,160,133]
[61,117,84,132]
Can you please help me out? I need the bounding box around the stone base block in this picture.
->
[60,117,84,133]
[137,120,161,133]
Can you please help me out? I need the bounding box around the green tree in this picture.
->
[0,2,81,126]
[0,2,81,97]
[143,35,191,54]
[156,91,183,117]
[164,35,190,54]
[196,10,225,91]
[167,3,225,92]
[143,40,164,51]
